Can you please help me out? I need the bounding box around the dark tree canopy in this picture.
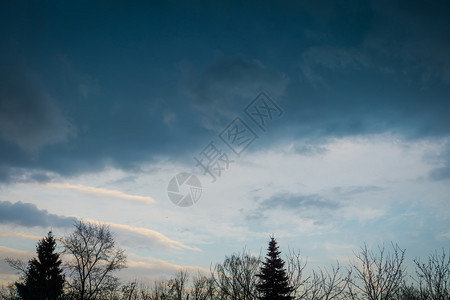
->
[257,236,293,300]
[16,231,65,300]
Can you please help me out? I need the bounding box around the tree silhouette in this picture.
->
[350,243,406,300]
[212,249,260,299]
[413,248,449,299]
[61,220,126,300]
[256,236,293,300]
[15,231,65,300]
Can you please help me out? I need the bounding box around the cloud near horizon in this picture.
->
[0,200,200,252]
[126,252,209,277]
[0,201,76,228]
[88,220,201,252]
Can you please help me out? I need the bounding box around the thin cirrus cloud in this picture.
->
[247,193,341,225]
[246,184,388,225]
[46,183,155,204]
[126,252,209,275]
[84,219,201,252]
[0,246,34,279]
[0,245,33,260]
[428,144,450,181]
[0,229,41,240]
[258,193,341,211]
[0,246,34,285]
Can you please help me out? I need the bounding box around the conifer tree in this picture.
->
[16,231,65,300]
[256,236,293,300]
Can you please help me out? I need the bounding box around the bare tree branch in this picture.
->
[350,242,406,300]
[61,220,127,300]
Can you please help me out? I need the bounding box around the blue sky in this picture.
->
[1,0,449,283]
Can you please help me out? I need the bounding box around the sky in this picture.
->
[1,0,449,284]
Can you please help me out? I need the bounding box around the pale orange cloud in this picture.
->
[46,183,155,204]
[83,219,201,252]
[127,252,208,275]
[0,229,41,240]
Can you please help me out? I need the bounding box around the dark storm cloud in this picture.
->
[0,60,75,151]
[367,0,450,86]
[0,165,56,184]
[0,201,76,227]
[188,57,289,105]
[0,0,449,183]
[290,0,450,141]
[184,56,289,128]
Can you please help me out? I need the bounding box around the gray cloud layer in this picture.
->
[0,0,449,183]
[0,61,75,151]
[0,201,76,228]
[246,185,385,223]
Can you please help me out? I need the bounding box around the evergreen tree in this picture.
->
[256,236,293,300]
[16,231,65,300]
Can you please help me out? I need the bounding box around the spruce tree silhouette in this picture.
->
[257,236,293,300]
[16,231,65,300]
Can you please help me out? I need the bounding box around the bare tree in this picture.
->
[4,258,27,281]
[61,220,127,300]
[168,270,189,300]
[121,280,140,300]
[191,273,216,300]
[395,283,425,300]
[3,260,25,300]
[211,250,261,300]
[148,279,170,300]
[0,284,20,300]
[350,243,406,300]
[303,262,351,300]
[136,281,153,300]
[414,248,449,299]
[285,248,309,299]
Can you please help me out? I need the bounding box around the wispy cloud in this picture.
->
[47,183,155,204]
[437,231,450,239]
[428,145,450,181]
[259,193,340,211]
[0,229,41,240]
[0,245,33,258]
[329,185,384,198]
[84,219,200,252]
[0,246,34,285]
[127,252,208,275]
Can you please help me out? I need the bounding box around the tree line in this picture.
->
[1,220,449,300]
